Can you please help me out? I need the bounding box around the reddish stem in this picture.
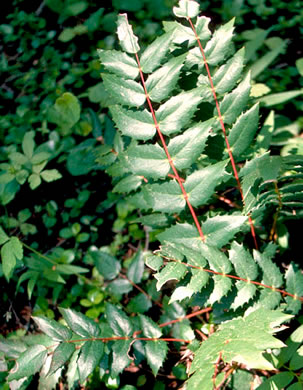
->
[187,17,258,250]
[134,53,205,242]
[163,256,303,302]
[159,307,212,328]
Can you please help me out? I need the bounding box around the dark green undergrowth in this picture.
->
[0,0,303,389]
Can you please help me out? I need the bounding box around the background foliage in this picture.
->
[0,0,302,389]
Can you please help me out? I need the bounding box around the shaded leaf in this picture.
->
[78,340,104,383]
[59,308,101,338]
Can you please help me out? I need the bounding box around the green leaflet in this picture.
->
[98,49,139,79]
[173,0,200,18]
[188,309,292,389]
[140,30,174,74]
[240,153,282,214]
[228,242,258,280]
[59,308,101,338]
[146,54,186,103]
[78,340,104,384]
[253,250,283,288]
[117,14,140,54]
[91,250,121,280]
[126,143,169,179]
[8,345,48,381]
[139,315,168,375]
[218,71,251,126]
[48,343,75,375]
[102,73,145,108]
[204,18,235,65]
[113,175,143,194]
[143,181,184,214]
[228,103,260,158]
[110,106,155,140]
[168,119,212,170]
[1,236,23,281]
[184,160,230,207]
[231,282,258,310]
[212,47,245,95]
[164,16,210,48]
[208,275,233,304]
[127,250,144,284]
[155,262,188,290]
[284,263,303,314]
[105,303,133,336]
[155,87,209,135]
[32,316,72,341]
[202,215,248,248]
[111,340,132,377]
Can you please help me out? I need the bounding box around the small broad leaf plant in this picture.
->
[2,1,303,389]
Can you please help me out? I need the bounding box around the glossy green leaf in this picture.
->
[204,18,235,65]
[105,303,133,336]
[127,143,169,179]
[110,106,155,140]
[203,215,248,248]
[208,275,233,304]
[228,242,258,280]
[173,0,200,18]
[59,308,101,338]
[164,16,210,47]
[212,47,245,95]
[91,250,121,280]
[168,119,212,170]
[48,342,75,375]
[146,54,186,103]
[155,262,187,290]
[284,263,303,314]
[8,345,47,381]
[256,372,295,390]
[98,49,139,79]
[143,181,184,214]
[127,250,144,284]
[254,250,283,288]
[117,13,140,54]
[257,90,303,107]
[184,160,229,207]
[32,316,72,341]
[228,103,259,158]
[111,340,132,377]
[140,31,174,73]
[155,87,209,135]
[188,309,292,389]
[113,175,143,193]
[102,73,145,108]
[78,340,104,383]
